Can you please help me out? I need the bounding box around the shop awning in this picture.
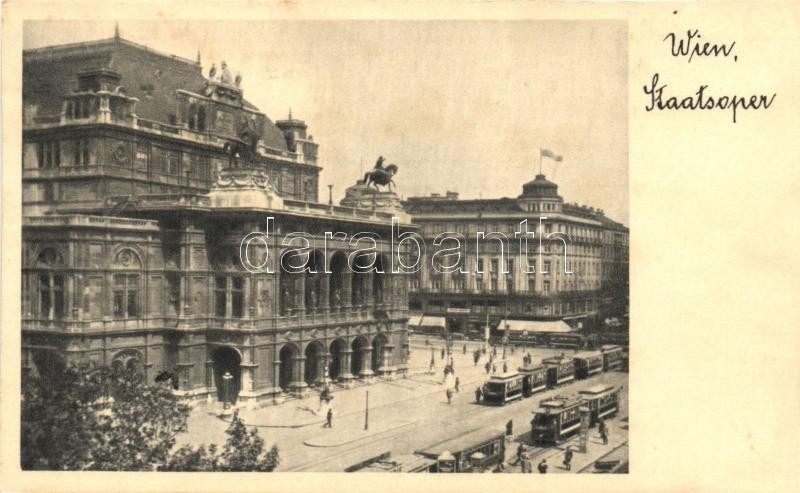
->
[420,315,446,329]
[496,319,573,333]
[407,314,424,327]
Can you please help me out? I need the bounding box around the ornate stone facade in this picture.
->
[21,35,413,407]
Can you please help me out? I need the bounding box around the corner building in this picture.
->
[21,35,413,406]
[403,174,629,339]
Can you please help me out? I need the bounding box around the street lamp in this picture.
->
[222,371,233,410]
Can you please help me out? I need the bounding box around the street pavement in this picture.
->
[177,335,628,472]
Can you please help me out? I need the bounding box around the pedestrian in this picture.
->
[503,362,508,373]
[492,364,497,374]
[455,377,460,392]
[537,459,548,474]
[522,450,531,473]
[564,447,572,471]
[601,427,609,445]
[506,419,513,437]
[512,443,525,466]
[463,344,467,354]
[475,386,482,403]
[446,388,453,404]
[429,357,435,371]
[324,408,333,428]
[425,338,430,346]
[563,447,573,471]
[485,362,491,374]
[441,348,445,360]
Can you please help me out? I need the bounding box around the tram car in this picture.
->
[578,384,621,426]
[531,395,586,445]
[546,333,584,349]
[346,452,436,473]
[542,355,575,388]
[600,344,624,371]
[482,372,524,405]
[573,350,604,379]
[518,364,548,397]
[416,429,506,473]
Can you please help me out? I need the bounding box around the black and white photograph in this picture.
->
[18,19,630,473]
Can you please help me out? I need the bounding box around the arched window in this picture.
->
[112,249,142,319]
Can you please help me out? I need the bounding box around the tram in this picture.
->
[600,344,624,371]
[531,395,586,445]
[578,384,621,426]
[518,364,548,397]
[482,372,524,405]
[542,355,575,388]
[416,429,506,473]
[573,351,604,379]
[547,333,584,349]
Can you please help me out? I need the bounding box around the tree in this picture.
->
[161,412,280,472]
[21,363,279,471]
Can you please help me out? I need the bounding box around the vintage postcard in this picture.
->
[1,2,798,493]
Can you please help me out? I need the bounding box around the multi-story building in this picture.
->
[403,173,628,339]
[21,32,413,406]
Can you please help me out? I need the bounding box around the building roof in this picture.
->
[496,319,573,333]
[520,173,561,199]
[416,428,505,457]
[23,37,288,150]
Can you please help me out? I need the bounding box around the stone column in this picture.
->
[320,274,330,310]
[295,275,305,314]
[291,355,308,396]
[315,352,329,386]
[364,272,373,308]
[339,349,354,385]
[342,271,352,307]
[359,345,374,379]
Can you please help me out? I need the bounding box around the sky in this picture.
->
[24,20,628,225]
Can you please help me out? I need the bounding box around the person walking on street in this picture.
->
[538,459,548,474]
[563,447,573,471]
[485,361,491,374]
[463,344,467,354]
[455,377,460,392]
[475,386,482,403]
[601,426,609,445]
[506,419,513,437]
[512,443,525,466]
[446,388,453,404]
[441,348,445,360]
[503,362,508,373]
[324,408,333,428]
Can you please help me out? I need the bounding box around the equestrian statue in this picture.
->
[362,156,399,192]
[224,115,260,168]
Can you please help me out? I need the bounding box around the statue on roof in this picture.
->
[208,63,217,80]
[223,115,260,169]
[362,157,398,192]
[220,61,233,85]
[235,72,242,88]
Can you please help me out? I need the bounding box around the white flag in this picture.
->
[540,149,563,162]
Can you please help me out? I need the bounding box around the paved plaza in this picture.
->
[177,335,628,472]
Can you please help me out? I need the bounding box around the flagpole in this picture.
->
[538,147,542,175]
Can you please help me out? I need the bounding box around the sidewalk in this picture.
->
[501,414,629,474]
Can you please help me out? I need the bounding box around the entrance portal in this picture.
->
[304,342,323,386]
[351,337,367,376]
[279,344,298,392]
[212,346,242,403]
[329,339,346,380]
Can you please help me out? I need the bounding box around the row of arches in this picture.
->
[211,334,393,402]
[280,251,390,315]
